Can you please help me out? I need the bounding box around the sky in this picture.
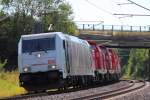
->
[66,0,150,26]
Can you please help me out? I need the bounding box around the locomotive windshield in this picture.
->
[22,37,55,53]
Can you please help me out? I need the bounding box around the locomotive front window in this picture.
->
[22,37,55,53]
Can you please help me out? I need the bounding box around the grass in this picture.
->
[121,75,131,80]
[0,71,26,98]
[122,74,147,81]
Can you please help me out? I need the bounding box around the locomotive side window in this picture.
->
[22,37,55,53]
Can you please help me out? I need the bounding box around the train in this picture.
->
[18,32,121,91]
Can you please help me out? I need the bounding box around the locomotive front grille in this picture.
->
[20,70,63,85]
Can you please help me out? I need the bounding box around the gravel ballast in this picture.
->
[21,81,129,100]
[109,82,150,100]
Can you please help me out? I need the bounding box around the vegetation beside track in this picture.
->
[122,49,149,80]
[0,71,26,98]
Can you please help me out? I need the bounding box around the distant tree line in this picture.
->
[122,49,149,79]
[0,0,76,71]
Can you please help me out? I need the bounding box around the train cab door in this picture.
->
[108,49,114,73]
[97,47,104,72]
[111,50,116,72]
[90,45,95,69]
[91,45,99,70]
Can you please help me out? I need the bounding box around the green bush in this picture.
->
[0,71,26,98]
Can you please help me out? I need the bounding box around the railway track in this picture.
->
[1,81,124,100]
[2,87,76,100]
[72,80,146,100]
[2,80,146,100]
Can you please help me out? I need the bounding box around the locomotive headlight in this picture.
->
[23,67,30,72]
[37,53,41,58]
[24,68,28,72]
[52,65,56,69]
[48,65,57,70]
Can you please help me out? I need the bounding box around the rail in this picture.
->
[77,24,150,32]
[72,80,146,100]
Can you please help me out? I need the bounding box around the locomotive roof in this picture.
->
[21,32,88,46]
[21,32,62,39]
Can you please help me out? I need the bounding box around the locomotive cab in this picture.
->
[18,33,66,90]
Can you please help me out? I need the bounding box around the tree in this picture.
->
[0,0,76,71]
[118,49,130,75]
[46,2,76,34]
[124,49,149,79]
[1,0,76,34]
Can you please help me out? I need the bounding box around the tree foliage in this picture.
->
[123,49,149,79]
[0,0,76,70]
[1,0,76,34]
[118,49,130,75]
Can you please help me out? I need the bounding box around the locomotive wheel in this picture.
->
[104,73,109,82]
[116,73,119,81]
[58,79,67,91]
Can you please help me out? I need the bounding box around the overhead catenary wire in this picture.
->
[114,0,150,17]
[84,0,113,15]
[114,13,150,16]
[84,0,125,24]
[128,0,150,12]
[117,3,133,5]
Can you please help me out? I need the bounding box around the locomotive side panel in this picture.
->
[66,38,94,76]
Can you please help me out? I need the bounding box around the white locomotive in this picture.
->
[18,32,94,90]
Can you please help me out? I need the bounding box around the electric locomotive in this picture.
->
[18,32,94,91]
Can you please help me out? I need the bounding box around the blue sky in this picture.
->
[66,0,150,26]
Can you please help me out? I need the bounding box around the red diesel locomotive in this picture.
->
[88,41,121,82]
